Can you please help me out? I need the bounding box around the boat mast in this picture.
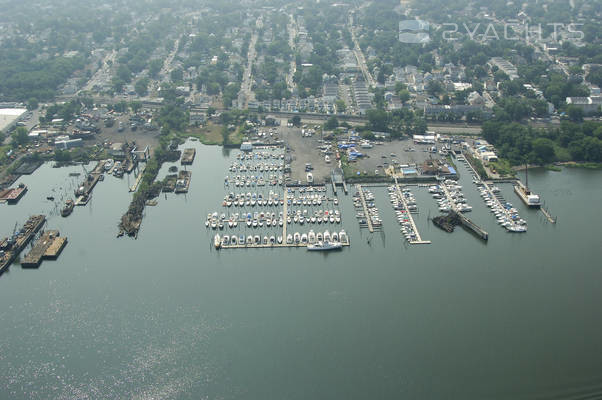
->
[525,162,528,190]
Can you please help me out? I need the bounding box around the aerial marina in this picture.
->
[208,146,349,250]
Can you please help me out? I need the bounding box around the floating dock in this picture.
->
[21,230,67,268]
[181,148,196,165]
[540,206,557,224]
[0,184,27,204]
[393,177,430,244]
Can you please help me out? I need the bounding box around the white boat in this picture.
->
[325,155,331,163]
[301,233,308,243]
[307,172,313,183]
[247,235,253,245]
[277,236,283,244]
[324,230,331,241]
[307,241,342,251]
[222,235,230,246]
[339,230,348,244]
[214,234,221,249]
[294,232,301,243]
[308,230,316,244]
[286,234,293,244]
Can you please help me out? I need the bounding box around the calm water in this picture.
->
[1,142,602,399]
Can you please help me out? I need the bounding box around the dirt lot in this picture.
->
[95,113,161,154]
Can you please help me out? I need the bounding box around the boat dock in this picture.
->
[129,163,147,192]
[181,148,196,165]
[355,184,374,233]
[393,177,430,244]
[21,230,67,268]
[455,212,488,241]
[540,206,557,224]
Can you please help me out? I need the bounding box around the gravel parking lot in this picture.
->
[280,125,334,184]
[345,139,442,176]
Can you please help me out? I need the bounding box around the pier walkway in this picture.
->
[394,177,430,245]
[355,184,373,233]
[130,163,146,192]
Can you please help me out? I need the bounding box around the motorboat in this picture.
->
[307,241,342,251]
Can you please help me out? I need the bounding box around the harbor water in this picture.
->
[1,141,602,399]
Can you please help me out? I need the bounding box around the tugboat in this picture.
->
[61,200,75,217]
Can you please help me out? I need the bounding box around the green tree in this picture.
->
[149,59,163,78]
[135,78,149,96]
[129,101,143,113]
[291,115,301,126]
[567,105,584,122]
[11,127,29,148]
[27,98,39,111]
[335,99,346,113]
[324,116,339,130]
[170,68,183,83]
[532,138,556,164]
[398,89,411,104]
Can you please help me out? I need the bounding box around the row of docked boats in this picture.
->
[222,191,283,207]
[387,186,421,242]
[353,189,382,229]
[103,159,125,177]
[214,230,348,249]
[225,174,283,187]
[236,151,283,161]
[477,183,527,232]
[456,154,527,233]
[228,162,284,173]
[429,181,473,213]
[206,209,343,230]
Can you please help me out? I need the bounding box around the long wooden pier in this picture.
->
[355,184,373,233]
[394,177,430,244]
[129,163,146,192]
[540,206,557,224]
